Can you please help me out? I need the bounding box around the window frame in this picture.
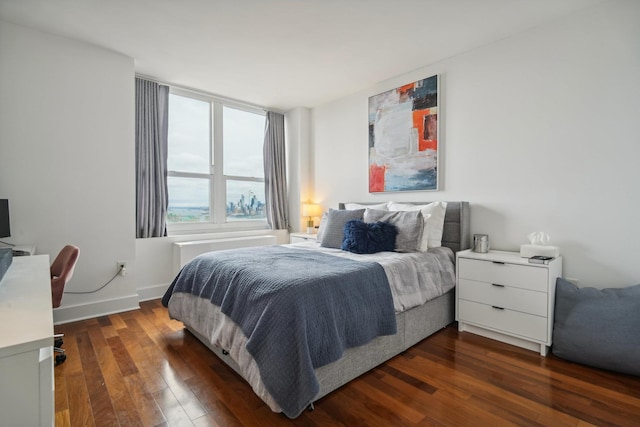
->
[167,87,268,235]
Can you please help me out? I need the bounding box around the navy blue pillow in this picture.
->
[342,220,398,254]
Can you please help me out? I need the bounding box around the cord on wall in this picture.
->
[64,265,124,295]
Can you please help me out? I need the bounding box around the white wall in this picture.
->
[311,0,640,288]
[0,21,138,322]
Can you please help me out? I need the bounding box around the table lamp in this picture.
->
[302,203,322,234]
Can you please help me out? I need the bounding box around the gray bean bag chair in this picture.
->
[552,278,640,376]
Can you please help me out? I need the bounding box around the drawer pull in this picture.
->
[492,261,505,265]
[491,305,505,310]
[491,283,505,288]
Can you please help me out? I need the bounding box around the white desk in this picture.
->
[0,255,53,427]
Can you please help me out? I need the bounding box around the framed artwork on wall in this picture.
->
[368,75,439,192]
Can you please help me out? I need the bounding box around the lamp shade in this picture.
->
[302,203,322,218]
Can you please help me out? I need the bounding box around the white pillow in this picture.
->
[387,201,447,250]
[344,202,388,211]
[316,212,328,243]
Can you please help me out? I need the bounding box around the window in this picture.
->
[167,89,267,231]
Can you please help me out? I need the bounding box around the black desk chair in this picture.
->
[51,245,79,365]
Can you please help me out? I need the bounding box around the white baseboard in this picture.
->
[52,284,170,325]
[53,294,140,325]
[137,283,170,302]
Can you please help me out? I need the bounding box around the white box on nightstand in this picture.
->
[455,249,562,356]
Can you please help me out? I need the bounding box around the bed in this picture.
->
[162,201,470,418]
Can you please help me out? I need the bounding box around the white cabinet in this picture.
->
[289,232,317,244]
[0,255,53,426]
[456,250,562,356]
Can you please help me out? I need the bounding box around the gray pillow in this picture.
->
[364,209,423,252]
[552,278,640,376]
[319,209,365,249]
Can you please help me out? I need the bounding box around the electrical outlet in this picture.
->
[117,261,127,276]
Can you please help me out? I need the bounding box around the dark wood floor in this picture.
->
[53,299,640,427]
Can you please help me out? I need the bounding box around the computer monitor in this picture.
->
[0,199,10,238]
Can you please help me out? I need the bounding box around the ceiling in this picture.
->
[0,0,605,111]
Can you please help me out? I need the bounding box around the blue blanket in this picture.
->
[162,245,396,418]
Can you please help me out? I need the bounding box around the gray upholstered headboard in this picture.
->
[338,201,470,253]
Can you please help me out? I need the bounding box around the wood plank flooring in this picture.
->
[54,299,640,426]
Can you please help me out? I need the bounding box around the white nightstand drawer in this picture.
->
[458,300,547,342]
[458,279,547,317]
[458,258,548,292]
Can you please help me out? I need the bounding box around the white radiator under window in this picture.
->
[173,235,277,273]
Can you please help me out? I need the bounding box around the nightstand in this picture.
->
[455,249,562,356]
[289,232,317,244]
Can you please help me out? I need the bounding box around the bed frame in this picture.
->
[187,201,470,412]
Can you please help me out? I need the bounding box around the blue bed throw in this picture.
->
[162,245,396,418]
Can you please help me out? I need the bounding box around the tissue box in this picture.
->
[0,247,12,283]
[520,244,560,258]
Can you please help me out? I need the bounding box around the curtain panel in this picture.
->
[263,111,289,230]
[135,78,169,238]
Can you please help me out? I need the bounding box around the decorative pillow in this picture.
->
[316,212,328,243]
[342,220,398,254]
[363,209,423,252]
[344,202,388,211]
[387,201,447,250]
[319,209,365,249]
[552,278,640,376]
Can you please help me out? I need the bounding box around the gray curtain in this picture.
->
[135,78,169,238]
[263,111,289,230]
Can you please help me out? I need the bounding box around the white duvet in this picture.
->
[287,242,456,312]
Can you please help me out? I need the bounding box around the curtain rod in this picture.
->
[135,73,285,115]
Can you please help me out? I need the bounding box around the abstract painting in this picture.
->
[368,75,439,192]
